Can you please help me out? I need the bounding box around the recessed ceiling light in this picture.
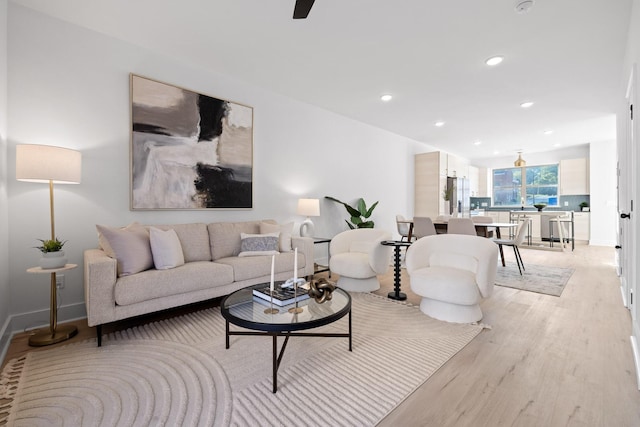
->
[553,143,562,147]
[380,94,393,102]
[474,141,482,146]
[494,150,500,155]
[434,121,445,127]
[543,129,553,135]
[485,56,504,66]
[520,101,534,108]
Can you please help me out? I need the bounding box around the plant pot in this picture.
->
[39,250,67,269]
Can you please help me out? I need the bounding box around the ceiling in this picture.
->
[12,0,633,161]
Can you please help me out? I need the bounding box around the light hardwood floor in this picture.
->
[2,243,640,426]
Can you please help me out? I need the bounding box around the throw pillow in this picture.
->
[238,232,280,257]
[260,222,294,252]
[149,227,185,270]
[96,222,153,276]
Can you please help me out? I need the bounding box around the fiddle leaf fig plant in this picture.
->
[325,196,378,229]
[34,237,66,254]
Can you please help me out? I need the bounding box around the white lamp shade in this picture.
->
[16,144,82,184]
[296,198,320,217]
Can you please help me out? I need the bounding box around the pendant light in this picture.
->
[514,152,526,167]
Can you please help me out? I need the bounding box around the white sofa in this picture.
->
[84,220,314,345]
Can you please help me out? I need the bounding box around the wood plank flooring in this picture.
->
[2,243,639,426]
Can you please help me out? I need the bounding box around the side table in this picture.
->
[26,263,78,346]
[380,240,412,301]
[312,237,331,277]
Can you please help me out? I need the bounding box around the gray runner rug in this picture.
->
[495,262,575,296]
[0,292,483,427]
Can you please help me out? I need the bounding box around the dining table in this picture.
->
[398,218,517,241]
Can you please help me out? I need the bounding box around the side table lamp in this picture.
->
[297,198,320,238]
[16,144,82,346]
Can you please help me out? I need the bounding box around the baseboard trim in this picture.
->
[0,302,86,365]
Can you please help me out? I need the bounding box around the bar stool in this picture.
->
[549,214,574,251]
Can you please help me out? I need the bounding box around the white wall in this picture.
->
[3,4,425,333]
[589,141,618,246]
[0,0,10,358]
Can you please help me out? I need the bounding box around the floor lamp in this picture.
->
[16,144,82,346]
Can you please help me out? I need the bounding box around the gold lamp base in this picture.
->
[28,324,78,347]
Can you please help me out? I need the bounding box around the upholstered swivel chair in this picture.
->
[413,216,437,239]
[446,218,477,235]
[493,218,530,274]
[406,234,499,323]
[329,228,393,292]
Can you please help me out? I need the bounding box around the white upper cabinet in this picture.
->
[560,158,590,195]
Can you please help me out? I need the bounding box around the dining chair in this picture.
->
[396,214,412,242]
[446,218,477,235]
[493,218,530,274]
[471,216,494,238]
[413,216,437,239]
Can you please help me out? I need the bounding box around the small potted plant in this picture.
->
[579,201,590,212]
[35,237,68,269]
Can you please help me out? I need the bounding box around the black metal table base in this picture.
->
[225,310,352,393]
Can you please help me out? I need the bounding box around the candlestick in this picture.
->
[270,255,275,291]
[293,247,298,281]
[264,255,279,314]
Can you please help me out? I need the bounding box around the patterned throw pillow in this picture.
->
[238,232,280,257]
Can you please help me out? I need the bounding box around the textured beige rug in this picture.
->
[0,293,484,426]
[495,262,575,296]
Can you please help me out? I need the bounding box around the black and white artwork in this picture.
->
[130,74,253,209]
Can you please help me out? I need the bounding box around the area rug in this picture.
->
[495,262,575,296]
[0,293,484,426]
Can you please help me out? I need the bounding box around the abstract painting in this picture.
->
[130,74,253,209]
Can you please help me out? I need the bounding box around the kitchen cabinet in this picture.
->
[573,212,590,241]
[560,158,590,195]
[415,152,445,218]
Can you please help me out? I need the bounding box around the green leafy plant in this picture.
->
[442,185,454,201]
[579,201,589,208]
[34,237,66,253]
[325,196,378,229]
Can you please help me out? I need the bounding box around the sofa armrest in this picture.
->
[291,236,314,277]
[84,248,118,327]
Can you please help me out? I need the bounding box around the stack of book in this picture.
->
[253,285,310,306]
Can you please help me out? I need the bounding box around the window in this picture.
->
[492,164,558,207]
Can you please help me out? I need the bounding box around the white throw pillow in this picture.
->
[96,222,153,276]
[260,222,294,252]
[238,232,280,257]
[149,227,185,270]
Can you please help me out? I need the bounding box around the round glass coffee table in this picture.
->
[221,282,352,393]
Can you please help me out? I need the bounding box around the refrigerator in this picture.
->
[446,176,470,217]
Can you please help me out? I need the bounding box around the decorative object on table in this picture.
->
[533,203,547,211]
[325,196,378,229]
[34,237,68,269]
[297,198,320,237]
[130,74,253,210]
[580,201,590,212]
[289,248,304,313]
[264,255,279,314]
[253,283,309,307]
[16,144,82,346]
[307,278,336,303]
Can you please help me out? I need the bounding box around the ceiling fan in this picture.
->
[293,0,315,19]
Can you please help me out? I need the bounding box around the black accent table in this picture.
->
[381,240,412,301]
[221,283,351,393]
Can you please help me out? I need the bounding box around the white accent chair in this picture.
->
[329,228,393,292]
[406,234,499,323]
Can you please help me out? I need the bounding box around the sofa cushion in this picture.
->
[208,220,266,260]
[260,221,294,252]
[115,261,234,306]
[149,227,185,270]
[96,222,153,277]
[238,232,279,257]
[216,251,304,282]
[152,223,211,262]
